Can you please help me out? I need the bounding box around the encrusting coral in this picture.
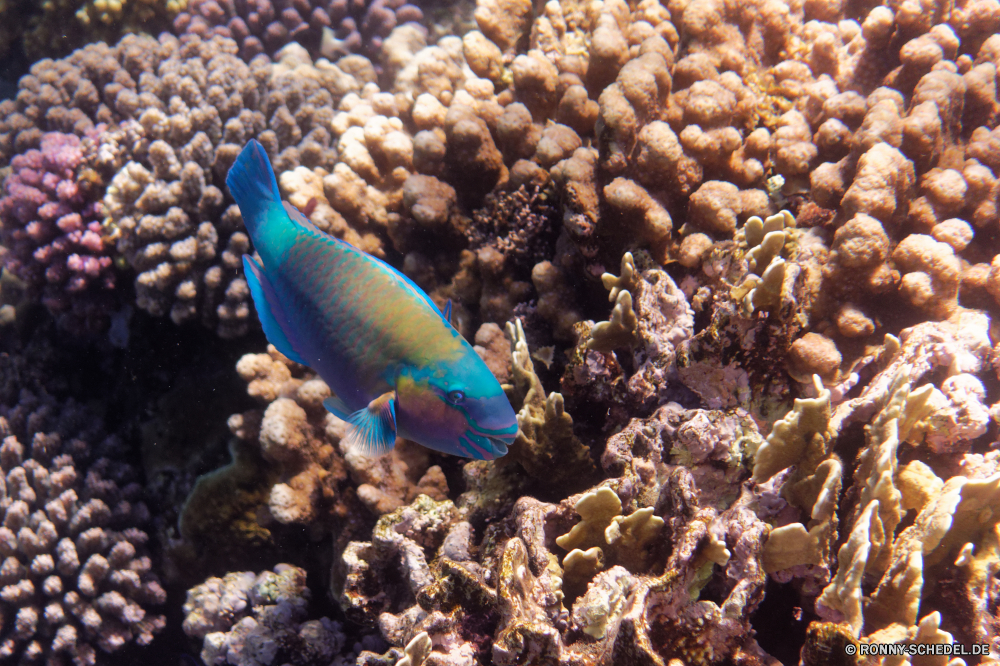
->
[183,564,345,666]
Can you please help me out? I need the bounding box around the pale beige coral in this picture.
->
[788,333,842,382]
[687,180,772,236]
[678,233,714,267]
[841,142,916,224]
[835,304,876,337]
[473,323,513,384]
[891,234,960,318]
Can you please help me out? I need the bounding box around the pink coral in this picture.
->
[174,0,425,62]
[0,131,117,335]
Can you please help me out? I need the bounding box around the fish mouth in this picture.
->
[487,436,510,457]
[461,429,516,460]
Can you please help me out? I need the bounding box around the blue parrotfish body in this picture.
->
[226,140,518,460]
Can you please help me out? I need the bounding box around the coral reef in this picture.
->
[21,0,186,62]
[0,390,166,665]
[100,38,359,338]
[0,33,367,336]
[173,0,425,62]
[2,0,1000,662]
[0,131,117,335]
[183,564,345,666]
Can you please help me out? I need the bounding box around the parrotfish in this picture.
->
[226,140,518,460]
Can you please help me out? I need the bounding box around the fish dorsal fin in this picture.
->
[283,201,323,235]
[337,391,398,456]
[442,299,452,322]
[242,255,307,365]
[226,140,281,237]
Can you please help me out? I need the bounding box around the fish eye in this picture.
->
[446,390,465,404]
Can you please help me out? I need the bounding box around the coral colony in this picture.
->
[1,0,1000,664]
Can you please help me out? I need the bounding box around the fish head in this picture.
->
[394,352,518,460]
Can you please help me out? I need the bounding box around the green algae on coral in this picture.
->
[176,437,278,577]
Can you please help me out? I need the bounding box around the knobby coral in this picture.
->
[0,391,166,666]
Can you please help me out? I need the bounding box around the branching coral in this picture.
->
[102,39,358,338]
[5,0,1000,662]
[0,391,166,666]
[0,131,118,335]
[505,319,596,492]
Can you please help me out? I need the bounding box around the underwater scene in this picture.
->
[0,0,999,664]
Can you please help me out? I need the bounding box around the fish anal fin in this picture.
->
[322,395,351,420]
[343,391,398,457]
[243,255,307,365]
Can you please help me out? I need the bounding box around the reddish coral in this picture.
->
[0,131,117,335]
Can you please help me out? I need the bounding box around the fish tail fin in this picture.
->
[226,139,281,238]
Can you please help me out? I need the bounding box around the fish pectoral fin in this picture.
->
[442,299,452,323]
[243,255,307,365]
[343,391,398,457]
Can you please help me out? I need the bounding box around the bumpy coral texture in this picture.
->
[0,391,166,666]
[229,345,450,525]
[0,132,117,336]
[0,31,370,337]
[183,564,344,666]
[6,0,1000,662]
[101,36,364,338]
[173,0,425,62]
[22,0,186,62]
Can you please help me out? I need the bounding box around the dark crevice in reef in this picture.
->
[751,577,815,666]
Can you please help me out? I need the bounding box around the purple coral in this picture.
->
[0,131,117,335]
[0,391,166,666]
[174,0,424,62]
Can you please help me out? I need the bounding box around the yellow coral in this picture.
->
[396,632,432,666]
[752,374,832,483]
[587,252,640,352]
[556,487,622,552]
[506,319,596,488]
